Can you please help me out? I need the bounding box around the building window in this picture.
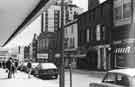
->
[71,25,74,34]
[113,0,131,25]
[96,25,101,41]
[114,6,122,20]
[123,2,131,18]
[86,29,90,42]
[101,25,106,40]
[44,39,48,49]
[43,39,45,48]
[69,37,74,48]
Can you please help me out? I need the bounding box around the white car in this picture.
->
[90,68,135,87]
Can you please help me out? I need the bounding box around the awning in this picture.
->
[114,47,135,54]
[0,0,56,47]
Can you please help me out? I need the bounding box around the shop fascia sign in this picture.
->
[123,38,135,44]
[113,39,135,46]
[37,53,48,59]
[113,40,122,45]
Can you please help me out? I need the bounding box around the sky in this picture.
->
[4,0,106,48]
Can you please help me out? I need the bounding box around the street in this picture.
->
[0,68,105,87]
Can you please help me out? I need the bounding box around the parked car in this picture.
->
[90,68,135,87]
[31,62,39,69]
[32,63,58,79]
[18,62,28,72]
[31,62,39,74]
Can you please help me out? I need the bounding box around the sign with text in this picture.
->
[37,53,48,59]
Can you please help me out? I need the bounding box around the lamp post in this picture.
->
[59,0,65,87]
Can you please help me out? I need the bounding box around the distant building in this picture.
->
[31,34,38,61]
[0,49,9,62]
[37,1,83,64]
[24,46,30,60]
[9,46,25,62]
[37,32,57,63]
[41,1,83,32]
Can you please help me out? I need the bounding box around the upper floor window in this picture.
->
[96,25,106,41]
[96,25,101,41]
[123,2,131,18]
[113,0,131,26]
[101,25,106,40]
[86,29,90,42]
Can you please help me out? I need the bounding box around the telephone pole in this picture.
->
[59,0,65,87]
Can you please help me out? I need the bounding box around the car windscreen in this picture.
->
[103,72,130,87]
[39,63,57,69]
[32,63,39,68]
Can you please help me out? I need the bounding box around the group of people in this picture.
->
[0,57,32,79]
[0,61,6,69]
[5,57,18,78]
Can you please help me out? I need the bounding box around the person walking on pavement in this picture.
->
[14,60,18,73]
[2,61,5,69]
[27,60,32,78]
[6,57,13,78]
[11,60,16,78]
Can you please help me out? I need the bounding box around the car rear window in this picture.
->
[40,63,57,69]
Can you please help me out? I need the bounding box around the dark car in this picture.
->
[32,63,58,79]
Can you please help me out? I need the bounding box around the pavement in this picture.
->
[0,68,106,87]
[0,68,58,87]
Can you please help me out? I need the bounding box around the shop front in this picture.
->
[95,44,111,70]
[112,40,135,68]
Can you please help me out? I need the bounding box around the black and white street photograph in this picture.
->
[0,0,135,87]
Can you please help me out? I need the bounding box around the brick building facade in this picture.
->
[77,0,113,70]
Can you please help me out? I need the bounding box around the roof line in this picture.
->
[2,0,50,47]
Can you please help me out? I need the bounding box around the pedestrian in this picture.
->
[14,60,18,73]
[11,60,16,78]
[2,61,5,69]
[6,58,13,78]
[27,60,32,78]
[0,61,2,68]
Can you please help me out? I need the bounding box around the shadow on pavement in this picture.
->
[0,77,9,80]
